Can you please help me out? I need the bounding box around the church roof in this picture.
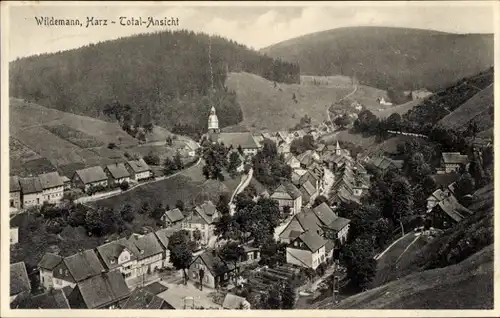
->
[218,133,260,149]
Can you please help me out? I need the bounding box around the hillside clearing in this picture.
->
[226,72,353,132]
[374,99,422,118]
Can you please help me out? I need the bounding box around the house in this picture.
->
[239,246,261,266]
[427,188,454,212]
[127,233,164,277]
[39,171,65,204]
[161,208,185,227]
[291,169,308,185]
[429,196,473,229]
[316,143,326,154]
[10,262,31,303]
[222,293,251,309]
[441,152,469,173]
[67,271,130,309]
[284,153,301,169]
[294,130,306,139]
[19,177,44,208]
[366,156,402,173]
[326,217,351,244]
[182,143,197,157]
[276,131,289,144]
[181,201,219,246]
[300,180,319,206]
[217,132,261,156]
[312,203,338,228]
[270,182,303,215]
[104,163,131,186]
[296,150,320,168]
[277,142,291,154]
[121,288,173,309]
[38,253,63,290]
[51,249,106,290]
[96,238,140,284]
[12,288,70,309]
[125,159,153,181]
[72,166,108,192]
[278,208,322,243]
[286,230,327,270]
[188,249,236,289]
[10,213,24,245]
[9,176,22,210]
[154,228,177,268]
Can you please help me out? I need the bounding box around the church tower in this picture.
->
[335,140,342,156]
[208,106,220,142]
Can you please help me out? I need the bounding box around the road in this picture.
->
[321,167,335,198]
[326,84,358,126]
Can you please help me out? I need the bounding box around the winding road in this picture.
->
[326,84,358,125]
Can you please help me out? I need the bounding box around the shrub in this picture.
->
[119,181,130,191]
[108,142,117,149]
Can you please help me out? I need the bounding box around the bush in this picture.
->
[107,142,117,149]
[119,181,130,191]
[144,151,160,166]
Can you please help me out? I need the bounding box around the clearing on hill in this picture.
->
[374,99,422,118]
[225,72,354,132]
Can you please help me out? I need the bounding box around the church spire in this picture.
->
[335,140,341,155]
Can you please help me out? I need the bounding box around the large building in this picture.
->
[39,172,65,204]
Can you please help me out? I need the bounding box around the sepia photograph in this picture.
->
[2,1,497,315]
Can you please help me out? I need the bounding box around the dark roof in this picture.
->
[105,163,130,179]
[96,238,140,270]
[39,171,64,189]
[186,201,218,225]
[441,152,468,164]
[272,182,302,200]
[300,180,317,202]
[296,230,327,252]
[122,288,166,309]
[73,271,130,309]
[327,217,351,231]
[296,208,322,232]
[10,176,21,192]
[142,282,168,295]
[38,253,63,270]
[196,250,235,277]
[19,177,43,194]
[296,150,318,167]
[368,156,399,171]
[163,208,185,223]
[128,233,164,259]
[64,249,106,282]
[126,159,151,173]
[312,203,338,227]
[10,262,31,296]
[431,172,460,188]
[75,166,108,184]
[14,289,70,309]
[62,285,74,298]
[218,132,260,149]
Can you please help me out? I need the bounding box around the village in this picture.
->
[9,95,485,310]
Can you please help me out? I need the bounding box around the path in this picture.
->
[326,84,358,126]
[374,232,412,260]
[74,157,202,204]
[228,168,253,216]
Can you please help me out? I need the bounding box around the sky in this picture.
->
[7,2,496,61]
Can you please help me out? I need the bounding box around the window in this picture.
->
[10,200,14,207]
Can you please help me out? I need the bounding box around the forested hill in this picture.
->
[9,30,300,137]
[261,27,494,92]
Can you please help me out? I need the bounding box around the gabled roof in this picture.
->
[155,228,178,250]
[14,289,70,309]
[429,189,451,202]
[126,159,151,173]
[327,217,351,231]
[128,233,164,259]
[271,182,302,200]
[64,249,106,282]
[431,172,460,188]
[195,250,235,277]
[39,171,64,189]
[38,253,63,270]
[122,288,166,309]
[163,208,185,223]
[96,238,140,270]
[74,166,108,184]
[10,176,21,192]
[19,177,43,194]
[441,152,469,165]
[299,170,320,187]
[218,132,260,149]
[278,143,291,153]
[300,180,317,202]
[10,262,31,296]
[436,196,473,223]
[222,293,250,309]
[72,271,130,309]
[105,163,130,179]
[312,203,338,227]
[295,230,327,252]
[296,150,318,167]
[367,156,399,171]
[276,131,288,141]
[296,208,322,232]
[316,144,326,152]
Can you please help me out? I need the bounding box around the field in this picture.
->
[374,99,422,118]
[314,245,493,309]
[438,84,493,132]
[225,72,353,132]
[9,98,196,177]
